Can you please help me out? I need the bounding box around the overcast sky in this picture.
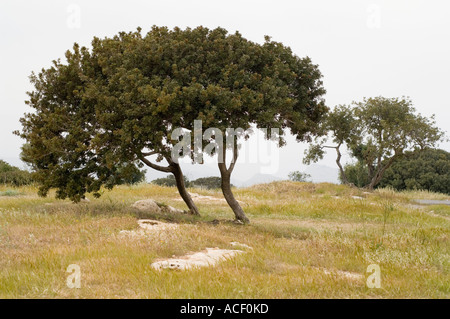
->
[1,0,449,183]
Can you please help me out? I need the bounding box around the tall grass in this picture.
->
[0,182,448,298]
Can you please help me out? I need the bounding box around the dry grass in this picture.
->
[0,182,448,298]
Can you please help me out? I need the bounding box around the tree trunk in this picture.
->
[171,162,200,216]
[139,154,200,216]
[365,156,397,190]
[335,145,349,184]
[219,163,250,224]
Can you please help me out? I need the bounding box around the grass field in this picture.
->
[0,182,448,298]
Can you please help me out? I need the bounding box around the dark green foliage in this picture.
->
[0,160,33,186]
[109,162,146,185]
[339,162,370,188]
[152,175,190,187]
[191,176,223,189]
[288,171,311,182]
[377,148,450,194]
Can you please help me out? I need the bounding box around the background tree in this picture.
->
[190,176,223,189]
[355,97,445,189]
[304,97,445,189]
[288,171,311,182]
[0,160,34,186]
[152,174,191,188]
[303,105,361,184]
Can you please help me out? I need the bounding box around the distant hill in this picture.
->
[237,174,284,187]
[304,164,339,184]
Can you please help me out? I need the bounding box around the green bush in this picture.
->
[378,148,450,194]
[0,190,24,196]
[342,149,450,194]
[340,161,370,187]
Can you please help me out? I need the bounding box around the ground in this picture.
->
[0,182,448,298]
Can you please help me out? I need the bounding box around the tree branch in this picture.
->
[138,155,173,173]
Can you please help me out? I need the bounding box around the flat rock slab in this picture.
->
[118,219,180,238]
[151,247,245,270]
[413,199,450,206]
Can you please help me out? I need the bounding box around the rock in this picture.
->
[151,248,245,270]
[132,199,187,215]
[162,205,186,214]
[131,199,162,214]
[118,219,180,239]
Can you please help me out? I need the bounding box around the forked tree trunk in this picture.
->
[335,145,348,185]
[324,144,349,185]
[365,155,398,190]
[217,142,250,224]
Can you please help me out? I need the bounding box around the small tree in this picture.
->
[288,171,311,182]
[304,97,445,189]
[303,105,361,184]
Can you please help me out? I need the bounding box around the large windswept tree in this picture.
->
[16,26,327,222]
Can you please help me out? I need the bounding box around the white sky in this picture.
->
[1,0,449,183]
